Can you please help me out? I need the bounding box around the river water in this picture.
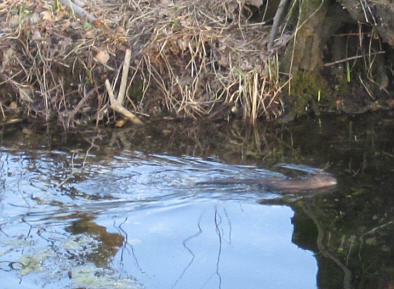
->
[0,113,393,289]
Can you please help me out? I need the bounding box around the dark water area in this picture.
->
[0,112,393,289]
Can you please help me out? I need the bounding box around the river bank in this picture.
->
[1,0,393,129]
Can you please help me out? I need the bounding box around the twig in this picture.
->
[324,51,386,66]
[60,0,96,23]
[268,0,289,51]
[0,102,5,119]
[105,49,143,125]
[72,0,86,8]
[362,220,394,236]
[67,87,95,126]
[118,49,132,105]
[105,80,143,125]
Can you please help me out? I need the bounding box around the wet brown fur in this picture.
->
[199,172,337,194]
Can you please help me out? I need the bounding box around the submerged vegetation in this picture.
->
[0,0,392,128]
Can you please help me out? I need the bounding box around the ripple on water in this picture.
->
[0,148,318,289]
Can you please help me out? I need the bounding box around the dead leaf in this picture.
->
[29,13,40,25]
[115,119,126,127]
[160,0,173,5]
[86,29,96,38]
[22,128,33,135]
[177,38,188,51]
[386,99,394,108]
[218,54,229,68]
[41,10,52,21]
[2,48,16,68]
[9,102,18,110]
[245,0,263,7]
[95,50,110,65]
[32,30,42,41]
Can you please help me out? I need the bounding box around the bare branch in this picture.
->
[268,0,289,51]
[118,49,132,105]
[105,79,143,125]
[60,0,96,23]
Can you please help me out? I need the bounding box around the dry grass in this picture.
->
[0,0,287,128]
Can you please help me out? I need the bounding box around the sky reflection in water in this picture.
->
[0,148,318,289]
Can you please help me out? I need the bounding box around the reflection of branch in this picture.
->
[172,215,203,289]
[214,207,223,289]
[198,207,225,289]
[56,151,79,188]
[0,226,10,238]
[118,217,144,274]
[301,203,352,289]
[222,207,232,244]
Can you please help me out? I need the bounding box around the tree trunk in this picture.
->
[277,0,393,121]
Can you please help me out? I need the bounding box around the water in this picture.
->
[0,113,393,289]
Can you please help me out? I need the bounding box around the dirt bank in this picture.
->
[0,0,392,128]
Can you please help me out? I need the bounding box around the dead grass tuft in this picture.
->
[0,0,287,127]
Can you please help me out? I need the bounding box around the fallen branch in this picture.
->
[105,80,143,125]
[268,0,289,51]
[105,49,143,125]
[60,0,96,23]
[118,49,132,105]
[324,51,386,66]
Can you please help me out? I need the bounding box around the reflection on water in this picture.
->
[0,113,393,289]
[119,201,317,289]
[0,147,317,289]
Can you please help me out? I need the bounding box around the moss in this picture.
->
[285,71,334,118]
[334,68,351,98]
[128,77,145,103]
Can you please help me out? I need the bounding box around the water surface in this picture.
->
[0,113,393,289]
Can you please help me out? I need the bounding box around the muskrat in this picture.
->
[198,172,337,194]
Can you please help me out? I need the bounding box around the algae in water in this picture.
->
[71,264,142,289]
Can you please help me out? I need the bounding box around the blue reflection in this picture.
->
[0,148,318,289]
[101,201,317,289]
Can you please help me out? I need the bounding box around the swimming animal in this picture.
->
[198,172,337,194]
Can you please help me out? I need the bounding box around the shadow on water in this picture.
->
[0,112,393,289]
